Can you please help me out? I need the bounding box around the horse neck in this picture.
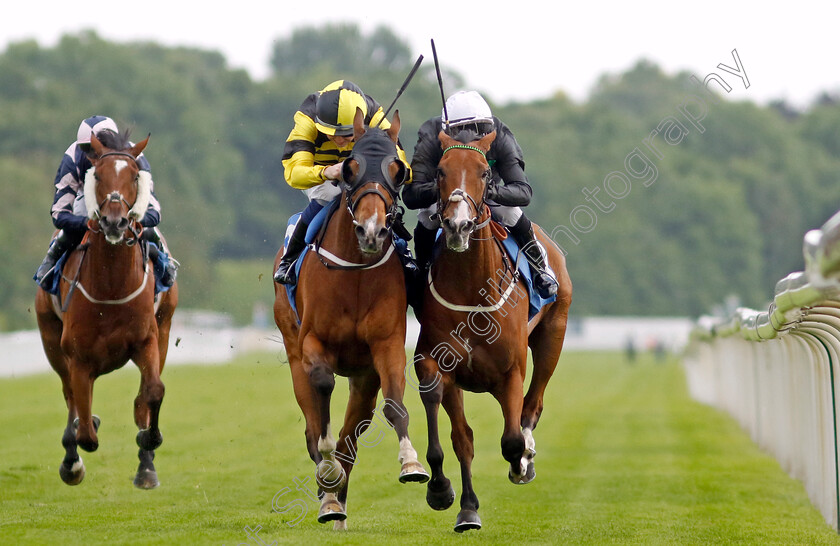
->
[436,220,503,294]
[83,233,145,290]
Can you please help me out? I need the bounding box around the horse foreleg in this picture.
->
[68,362,99,453]
[415,355,455,511]
[494,370,531,485]
[321,374,381,528]
[372,342,428,484]
[441,386,481,532]
[303,337,344,494]
[133,339,164,489]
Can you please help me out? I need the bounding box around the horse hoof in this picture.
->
[454,509,482,532]
[317,500,347,524]
[508,461,536,485]
[59,458,85,485]
[399,462,430,484]
[426,483,456,511]
[133,469,160,489]
[136,429,163,451]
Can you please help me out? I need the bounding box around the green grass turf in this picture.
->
[1,350,838,545]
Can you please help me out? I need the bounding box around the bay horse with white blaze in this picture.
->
[273,109,428,529]
[413,130,572,531]
[34,130,178,489]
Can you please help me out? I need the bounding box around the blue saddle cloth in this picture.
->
[41,244,171,296]
[499,235,557,320]
[432,230,556,320]
[282,204,412,325]
[282,206,329,323]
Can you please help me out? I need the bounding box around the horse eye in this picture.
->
[482,169,492,181]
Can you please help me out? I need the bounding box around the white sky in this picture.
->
[3,1,839,109]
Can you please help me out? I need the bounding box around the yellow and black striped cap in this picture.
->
[314,80,368,136]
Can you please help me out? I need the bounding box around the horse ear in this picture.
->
[353,107,366,141]
[438,130,457,150]
[477,130,497,152]
[130,134,150,158]
[88,132,105,158]
[386,110,401,143]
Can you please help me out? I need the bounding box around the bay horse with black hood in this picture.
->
[35,129,178,489]
[413,129,572,532]
[273,109,428,529]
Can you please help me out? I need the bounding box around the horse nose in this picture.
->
[116,217,129,230]
[460,219,475,234]
[377,226,389,240]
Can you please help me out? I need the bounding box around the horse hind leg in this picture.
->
[518,302,570,483]
[133,341,165,489]
[36,294,87,485]
[494,372,532,486]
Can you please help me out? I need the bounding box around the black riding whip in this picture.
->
[378,54,424,125]
[431,39,449,132]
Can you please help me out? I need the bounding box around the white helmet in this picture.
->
[77,115,118,144]
[443,91,494,137]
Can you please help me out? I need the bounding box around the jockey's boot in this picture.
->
[274,219,309,285]
[34,230,72,290]
[413,223,438,272]
[143,227,179,288]
[510,215,558,299]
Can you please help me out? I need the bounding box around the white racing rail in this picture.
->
[684,209,840,530]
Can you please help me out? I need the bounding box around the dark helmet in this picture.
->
[314,80,368,137]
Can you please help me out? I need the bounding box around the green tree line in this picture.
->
[1,27,838,330]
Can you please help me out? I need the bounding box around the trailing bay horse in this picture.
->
[34,130,178,489]
[273,109,428,529]
[413,130,572,531]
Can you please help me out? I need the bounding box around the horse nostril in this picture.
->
[355,225,366,239]
[377,227,389,240]
[461,220,475,234]
[117,218,129,230]
[442,217,455,231]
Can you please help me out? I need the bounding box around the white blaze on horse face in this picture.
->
[112,159,129,177]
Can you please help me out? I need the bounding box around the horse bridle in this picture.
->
[92,151,144,245]
[432,144,493,234]
[340,132,408,234]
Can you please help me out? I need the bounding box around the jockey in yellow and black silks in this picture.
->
[274,79,412,285]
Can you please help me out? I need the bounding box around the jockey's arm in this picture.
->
[489,125,533,207]
[136,155,161,228]
[403,118,442,210]
[51,154,89,232]
[282,111,329,190]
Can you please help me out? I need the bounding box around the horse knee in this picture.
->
[143,381,165,408]
[309,366,335,396]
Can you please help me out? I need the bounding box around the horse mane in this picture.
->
[96,128,132,151]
